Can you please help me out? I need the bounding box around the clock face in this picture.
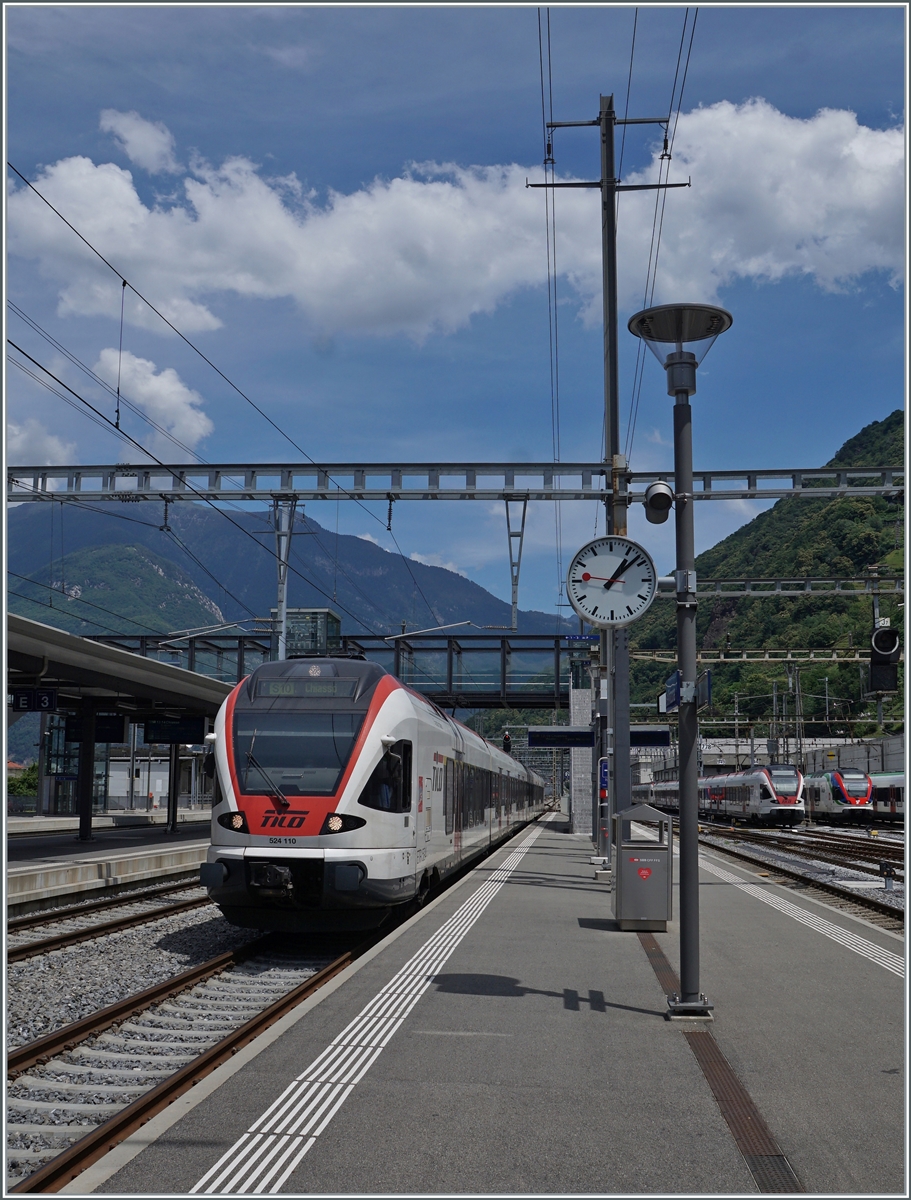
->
[566,537,658,627]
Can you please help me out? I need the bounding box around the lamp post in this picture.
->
[628,302,732,1018]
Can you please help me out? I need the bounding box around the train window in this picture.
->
[444,760,454,834]
[234,712,364,797]
[358,740,413,813]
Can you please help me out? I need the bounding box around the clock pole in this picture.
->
[533,95,684,848]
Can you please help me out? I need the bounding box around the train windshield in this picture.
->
[768,771,799,796]
[838,771,869,799]
[234,712,364,797]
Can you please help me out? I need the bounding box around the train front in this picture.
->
[201,657,418,932]
[764,765,804,825]
[832,768,873,817]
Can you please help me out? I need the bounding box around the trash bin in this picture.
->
[612,802,672,931]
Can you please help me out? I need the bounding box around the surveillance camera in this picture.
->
[644,480,674,524]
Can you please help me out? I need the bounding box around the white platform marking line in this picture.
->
[265,1136,317,1193]
[190,1132,257,1194]
[234,1134,293,1193]
[700,858,905,977]
[253,1136,315,1194]
[191,823,545,1194]
[201,1128,279,1195]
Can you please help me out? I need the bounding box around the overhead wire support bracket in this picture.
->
[527,181,690,192]
[505,497,529,632]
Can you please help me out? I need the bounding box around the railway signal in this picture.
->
[869,624,900,694]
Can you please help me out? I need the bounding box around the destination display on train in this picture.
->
[256,680,357,698]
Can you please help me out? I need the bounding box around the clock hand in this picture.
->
[602,556,635,590]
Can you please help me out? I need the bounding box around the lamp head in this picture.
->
[628,304,732,396]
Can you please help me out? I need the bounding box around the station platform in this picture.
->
[66,813,904,1196]
[7,824,210,913]
[7,812,210,837]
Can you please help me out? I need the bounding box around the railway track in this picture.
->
[695,826,905,924]
[7,890,213,963]
[698,822,905,879]
[8,880,203,932]
[6,934,367,1193]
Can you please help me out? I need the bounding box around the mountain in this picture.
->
[6,501,573,638]
[8,544,226,637]
[629,409,904,732]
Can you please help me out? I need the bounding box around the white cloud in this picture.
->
[7,418,76,463]
[614,98,905,310]
[262,45,314,70]
[357,532,384,547]
[100,109,181,174]
[93,350,213,456]
[410,551,467,577]
[8,100,902,339]
[645,428,671,446]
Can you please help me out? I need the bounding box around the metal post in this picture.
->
[672,391,710,1013]
[76,701,96,841]
[599,94,620,469]
[734,693,739,768]
[167,743,180,833]
[36,711,48,816]
[127,721,136,810]
[612,625,631,817]
[596,628,611,856]
[598,94,627,864]
[273,498,297,661]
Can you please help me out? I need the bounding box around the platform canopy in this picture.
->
[7,613,231,719]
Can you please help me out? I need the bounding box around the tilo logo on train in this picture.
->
[630,855,660,881]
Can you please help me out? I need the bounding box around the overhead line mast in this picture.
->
[529,94,688,843]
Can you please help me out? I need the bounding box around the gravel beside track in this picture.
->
[7,907,261,1047]
[6,942,338,1190]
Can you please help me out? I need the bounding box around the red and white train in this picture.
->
[201,656,546,932]
[803,770,873,823]
[634,763,805,826]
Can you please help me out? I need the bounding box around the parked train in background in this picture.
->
[870,771,904,825]
[633,764,804,826]
[201,656,546,932]
[803,769,873,823]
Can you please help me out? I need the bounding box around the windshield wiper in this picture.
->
[246,731,289,808]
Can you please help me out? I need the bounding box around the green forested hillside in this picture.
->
[8,544,225,636]
[629,410,904,734]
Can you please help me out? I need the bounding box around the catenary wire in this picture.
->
[6,162,443,628]
[624,8,699,462]
[538,8,565,629]
[8,571,174,638]
[7,340,384,637]
[7,312,416,627]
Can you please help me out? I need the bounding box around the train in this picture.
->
[200,655,546,932]
[871,771,904,825]
[633,763,805,826]
[803,769,873,823]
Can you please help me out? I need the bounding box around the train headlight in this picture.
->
[217,810,249,833]
[319,812,368,835]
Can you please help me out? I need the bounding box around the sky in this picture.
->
[4,3,906,627]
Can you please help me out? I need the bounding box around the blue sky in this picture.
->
[5,4,906,621]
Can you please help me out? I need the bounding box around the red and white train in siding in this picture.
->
[634,763,805,826]
[201,656,545,932]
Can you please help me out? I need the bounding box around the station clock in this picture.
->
[566,536,658,627]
